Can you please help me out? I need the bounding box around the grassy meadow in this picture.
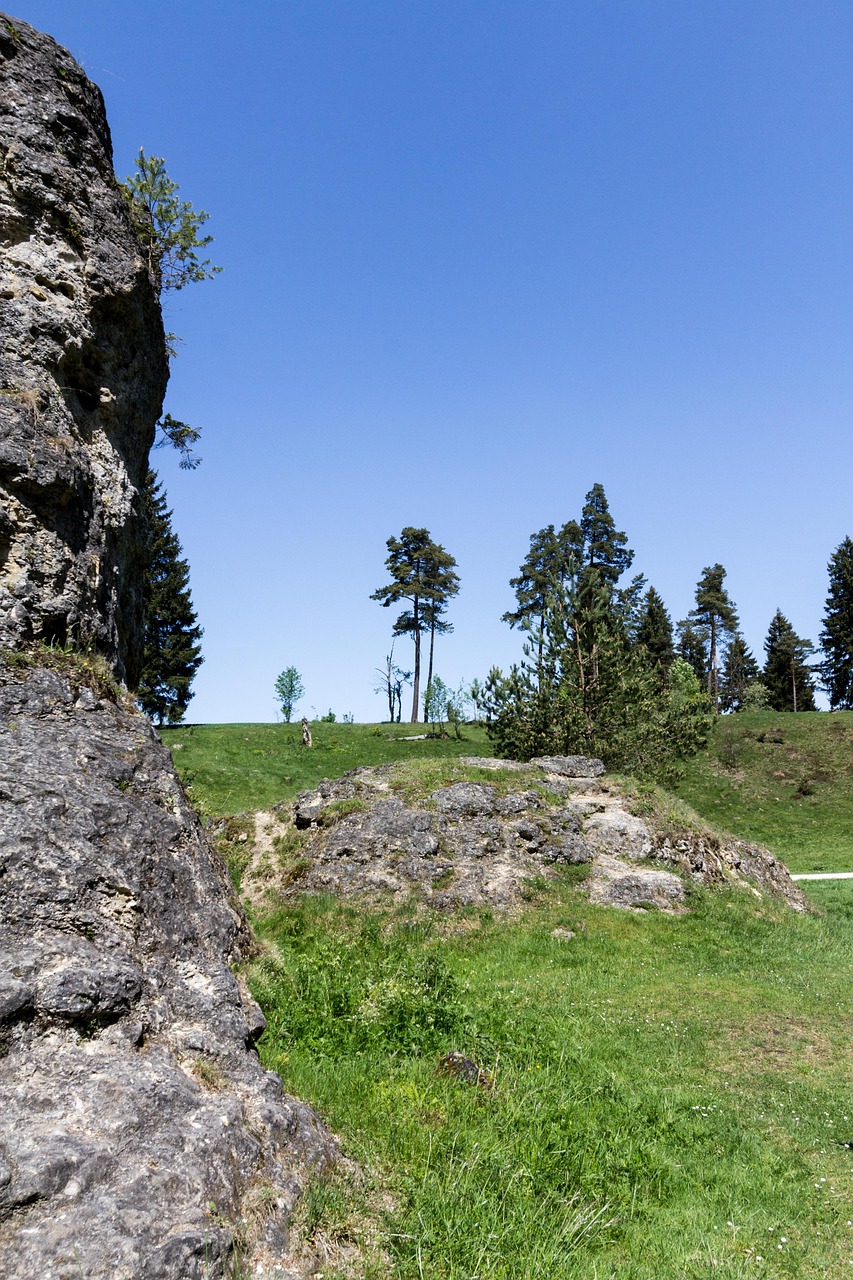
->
[163,712,853,1277]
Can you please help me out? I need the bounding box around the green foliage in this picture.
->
[681,564,740,712]
[635,585,675,678]
[762,610,816,712]
[249,886,853,1279]
[136,470,203,725]
[371,528,459,723]
[273,666,303,722]
[121,149,221,294]
[153,414,201,470]
[819,535,853,709]
[319,709,336,723]
[488,487,710,782]
[719,631,761,712]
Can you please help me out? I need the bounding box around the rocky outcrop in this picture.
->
[0,16,336,1278]
[241,757,807,915]
[0,13,167,684]
[0,661,336,1279]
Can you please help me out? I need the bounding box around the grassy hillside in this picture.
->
[160,720,493,816]
[250,881,853,1279]
[162,714,853,1275]
[676,711,853,874]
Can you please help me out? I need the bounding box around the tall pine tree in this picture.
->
[719,632,761,712]
[819,536,853,709]
[136,470,204,725]
[371,528,458,723]
[763,610,816,712]
[682,564,739,712]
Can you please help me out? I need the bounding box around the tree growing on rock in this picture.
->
[136,470,203,725]
[819,536,853,709]
[121,150,222,295]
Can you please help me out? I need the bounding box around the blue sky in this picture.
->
[12,1,852,720]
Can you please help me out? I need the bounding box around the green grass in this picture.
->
[250,883,853,1278]
[161,709,853,1273]
[676,711,853,874]
[160,720,493,816]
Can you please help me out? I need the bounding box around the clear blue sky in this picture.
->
[11,1,852,720]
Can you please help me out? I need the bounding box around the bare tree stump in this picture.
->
[301,717,313,748]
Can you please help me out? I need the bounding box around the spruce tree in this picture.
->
[502,524,563,666]
[136,470,204,725]
[683,564,740,712]
[763,610,816,712]
[676,621,708,685]
[719,632,761,712]
[578,482,633,586]
[636,586,675,678]
[819,536,853,709]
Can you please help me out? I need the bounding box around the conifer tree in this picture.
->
[819,536,853,709]
[676,621,708,685]
[502,524,563,666]
[636,586,675,678]
[719,632,761,712]
[763,610,816,712]
[682,564,739,712]
[136,470,204,725]
[421,542,460,717]
[371,528,458,722]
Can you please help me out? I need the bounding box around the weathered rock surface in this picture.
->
[0,663,336,1279]
[242,758,807,916]
[0,13,167,684]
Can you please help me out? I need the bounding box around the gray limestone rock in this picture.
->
[0,13,167,684]
[531,755,606,778]
[0,663,336,1279]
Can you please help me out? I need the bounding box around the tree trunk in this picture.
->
[709,616,718,712]
[792,657,798,713]
[410,593,421,722]
[424,618,436,719]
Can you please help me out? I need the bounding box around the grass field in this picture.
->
[166,710,853,1276]
[676,711,853,874]
[160,720,493,816]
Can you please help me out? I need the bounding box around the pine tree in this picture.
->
[636,586,675,678]
[578,482,633,586]
[421,542,460,718]
[136,470,203,725]
[502,524,563,666]
[763,610,816,712]
[819,536,853,709]
[719,632,761,712]
[682,564,740,712]
[371,528,458,723]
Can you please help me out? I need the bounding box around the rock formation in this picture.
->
[241,756,807,916]
[0,12,166,684]
[0,15,335,1278]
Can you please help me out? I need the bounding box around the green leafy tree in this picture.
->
[136,470,203,725]
[635,586,675,679]
[371,528,457,722]
[274,666,304,722]
[719,632,761,712]
[819,536,853,709]
[682,564,740,712]
[121,149,222,294]
[763,611,816,712]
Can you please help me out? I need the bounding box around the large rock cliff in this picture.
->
[0,15,335,1278]
[0,11,166,684]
